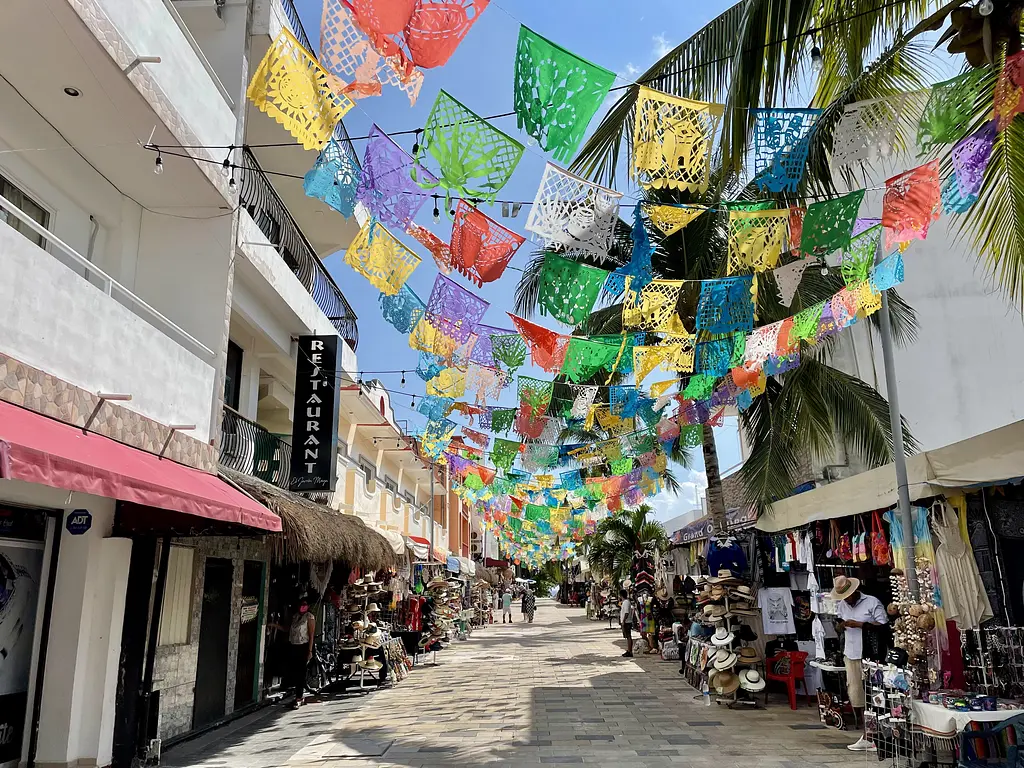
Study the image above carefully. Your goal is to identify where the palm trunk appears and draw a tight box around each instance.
[702,424,728,533]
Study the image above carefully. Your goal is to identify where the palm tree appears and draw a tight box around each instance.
[584,505,668,584]
[516,0,946,530]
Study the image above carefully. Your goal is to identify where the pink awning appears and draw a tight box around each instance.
[0,401,280,531]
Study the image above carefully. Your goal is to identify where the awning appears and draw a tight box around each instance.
[456,556,476,577]
[220,467,394,566]
[0,401,279,531]
[406,535,429,560]
[758,419,1024,533]
[446,555,460,573]
[375,528,407,556]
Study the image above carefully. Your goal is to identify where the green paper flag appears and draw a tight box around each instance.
[800,190,865,256]
[491,408,517,435]
[538,252,608,326]
[492,438,521,472]
[561,338,622,383]
[513,26,616,163]
[683,374,717,401]
[491,334,528,374]
[917,70,987,154]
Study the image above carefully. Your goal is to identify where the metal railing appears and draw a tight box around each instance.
[279,0,313,52]
[236,148,359,349]
[220,406,292,488]
[0,193,215,360]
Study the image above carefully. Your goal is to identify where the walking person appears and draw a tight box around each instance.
[830,575,888,751]
[501,589,513,623]
[619,589,634,658]
[522,588,536,623]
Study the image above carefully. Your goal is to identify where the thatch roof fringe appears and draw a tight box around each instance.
[219,467,395,569]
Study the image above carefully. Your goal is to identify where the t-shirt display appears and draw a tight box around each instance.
[757,587,797,635]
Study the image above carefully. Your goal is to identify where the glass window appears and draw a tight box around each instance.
[384,476,398,494]
[0,174,49,248]
[358,458,375,486]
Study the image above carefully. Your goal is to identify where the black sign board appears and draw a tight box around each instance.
[289,335,341,492]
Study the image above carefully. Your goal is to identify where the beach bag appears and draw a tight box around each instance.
[832,520,852,562]
[853,517,869,563]
[872,510,892,566]
[661,639,680,661]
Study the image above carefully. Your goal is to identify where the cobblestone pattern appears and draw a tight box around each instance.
[161,603,861,768]
[0,353,216,472]
[154,537,270,741]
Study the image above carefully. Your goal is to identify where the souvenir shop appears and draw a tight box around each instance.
[747,420,1024,765]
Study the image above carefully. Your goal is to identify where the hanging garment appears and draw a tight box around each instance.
[932,500,993,629]
[707,538,747,575]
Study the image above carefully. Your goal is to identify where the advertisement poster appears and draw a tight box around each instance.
[0,543,43,767]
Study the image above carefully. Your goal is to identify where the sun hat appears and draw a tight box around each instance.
[710,627,735,646]
[731,605,759,617]
[708,569,740,585]
[365,603,381,614]
[737,646,761,664]
[703,604,727,619]
[713,650,738,670]
[709,585,728,600]
[739,668,766,691]
[729,585,754,600]
[359,658,383,671]
[829,575,861,601]
[711,670,740,694]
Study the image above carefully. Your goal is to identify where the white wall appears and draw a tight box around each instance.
[0,223,218,441]
[0,479,132,768]
[169,0,248,105]
[96,0,236,149]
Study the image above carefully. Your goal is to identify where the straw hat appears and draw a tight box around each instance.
[713,650,738,670]
[737,646,761,664]
[710,670,740,694]
[708,569,740,585]
[365,603,381,614]
[359,658,383,671]
[739,669,766,692]
[702,604,727,620]
[731,605,759,617]
[729,585,754,599]
[829,575,860,601]
[710,627,735,647]
[709,585,728,600]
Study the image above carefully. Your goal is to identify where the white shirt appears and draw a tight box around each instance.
[757,587,796,635]
[835,593,888,661]
[620,598,633,624]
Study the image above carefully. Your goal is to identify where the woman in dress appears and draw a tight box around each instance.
[521,588,537,623]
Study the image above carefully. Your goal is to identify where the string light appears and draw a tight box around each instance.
[401,371,407,387]
[432,194,441,223]
[810,39,823,75]
[411,128,422,155]
[153,151,163,175]
[221,146,233,177]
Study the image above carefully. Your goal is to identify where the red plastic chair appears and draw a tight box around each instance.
[764,650,814,710]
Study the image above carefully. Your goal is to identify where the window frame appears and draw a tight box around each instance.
[0,171,51,249]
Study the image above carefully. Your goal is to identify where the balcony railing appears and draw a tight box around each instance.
[236,147,359,350]
[280,0,313,52]
[220,406,336,504]
[220,406,292,487]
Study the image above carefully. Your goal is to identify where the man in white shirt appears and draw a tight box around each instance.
[831,575,888,752]
[619,589,634,658]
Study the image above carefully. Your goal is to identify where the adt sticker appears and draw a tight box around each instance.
[66,509,92,535]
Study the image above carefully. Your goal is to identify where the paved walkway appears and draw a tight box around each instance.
[163,602,862,768]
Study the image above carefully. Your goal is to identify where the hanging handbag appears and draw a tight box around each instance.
[834,520,853,562]
[853,517,868,562]
[871,510,892,566]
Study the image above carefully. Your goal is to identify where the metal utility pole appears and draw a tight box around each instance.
[876,253,919,601]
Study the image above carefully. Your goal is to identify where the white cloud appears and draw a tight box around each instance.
[619,62,641,81]
[652,33,674,60]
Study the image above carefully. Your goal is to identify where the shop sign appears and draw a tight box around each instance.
[289,335,342,493]
[65,509,92,536]
[671,506,758,545]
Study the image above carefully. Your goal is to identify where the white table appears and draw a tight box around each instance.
[912,700,1024,737]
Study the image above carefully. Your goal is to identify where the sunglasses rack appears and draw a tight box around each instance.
[962,626,1024,699]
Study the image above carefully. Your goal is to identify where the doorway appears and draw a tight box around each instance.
[233,560,264,709]
[192,558,233,729]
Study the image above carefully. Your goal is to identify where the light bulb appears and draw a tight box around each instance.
[221,158,231,177]
[810,45,823,74]
[228,176,236,191]
[820,262,829,276]
[154,154,164,175]
[979,0,994,15]
[401,371,407,387]
[433,206,440,223]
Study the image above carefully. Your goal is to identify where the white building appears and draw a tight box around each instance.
[0,1,450,766]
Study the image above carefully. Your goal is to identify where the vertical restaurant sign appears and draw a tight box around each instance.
[289,335,341,492]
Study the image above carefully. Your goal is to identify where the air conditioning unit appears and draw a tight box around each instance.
[470,541,482,556]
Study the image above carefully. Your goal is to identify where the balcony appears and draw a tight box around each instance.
[236,148,359,350]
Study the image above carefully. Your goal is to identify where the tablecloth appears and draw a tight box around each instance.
[912,701,1024,737]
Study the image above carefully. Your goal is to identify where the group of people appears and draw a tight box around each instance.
[617,588,673,658]
[497,585,537,624]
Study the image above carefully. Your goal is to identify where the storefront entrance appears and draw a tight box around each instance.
[0,507,48,768]
[192,557,233,729]
[233,560,264,709]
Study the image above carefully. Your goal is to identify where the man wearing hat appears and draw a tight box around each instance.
[830,575,888,752]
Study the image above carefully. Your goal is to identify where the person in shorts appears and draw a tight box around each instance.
[619,589,634,657]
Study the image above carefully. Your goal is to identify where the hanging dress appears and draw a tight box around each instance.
[932,500,993,630]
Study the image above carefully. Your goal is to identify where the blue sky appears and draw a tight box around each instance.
[295,0,743,523]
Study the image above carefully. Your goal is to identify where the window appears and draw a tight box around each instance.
[358,457,375,488]
[338,438,350,462]
[384,476,398,495]
[157,546,194,646]
[224,341,243,411]
[0,173,49,248]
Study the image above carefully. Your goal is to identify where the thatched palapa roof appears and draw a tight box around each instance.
[220,467,396,569]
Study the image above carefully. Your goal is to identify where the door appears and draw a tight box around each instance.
[233,561,264,709]
[192,558,232,729]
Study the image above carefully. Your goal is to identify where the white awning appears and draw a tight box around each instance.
[757,420,1024,533]
[404,535,429,560]
[456,557,476,576]
[376,528,407,556]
